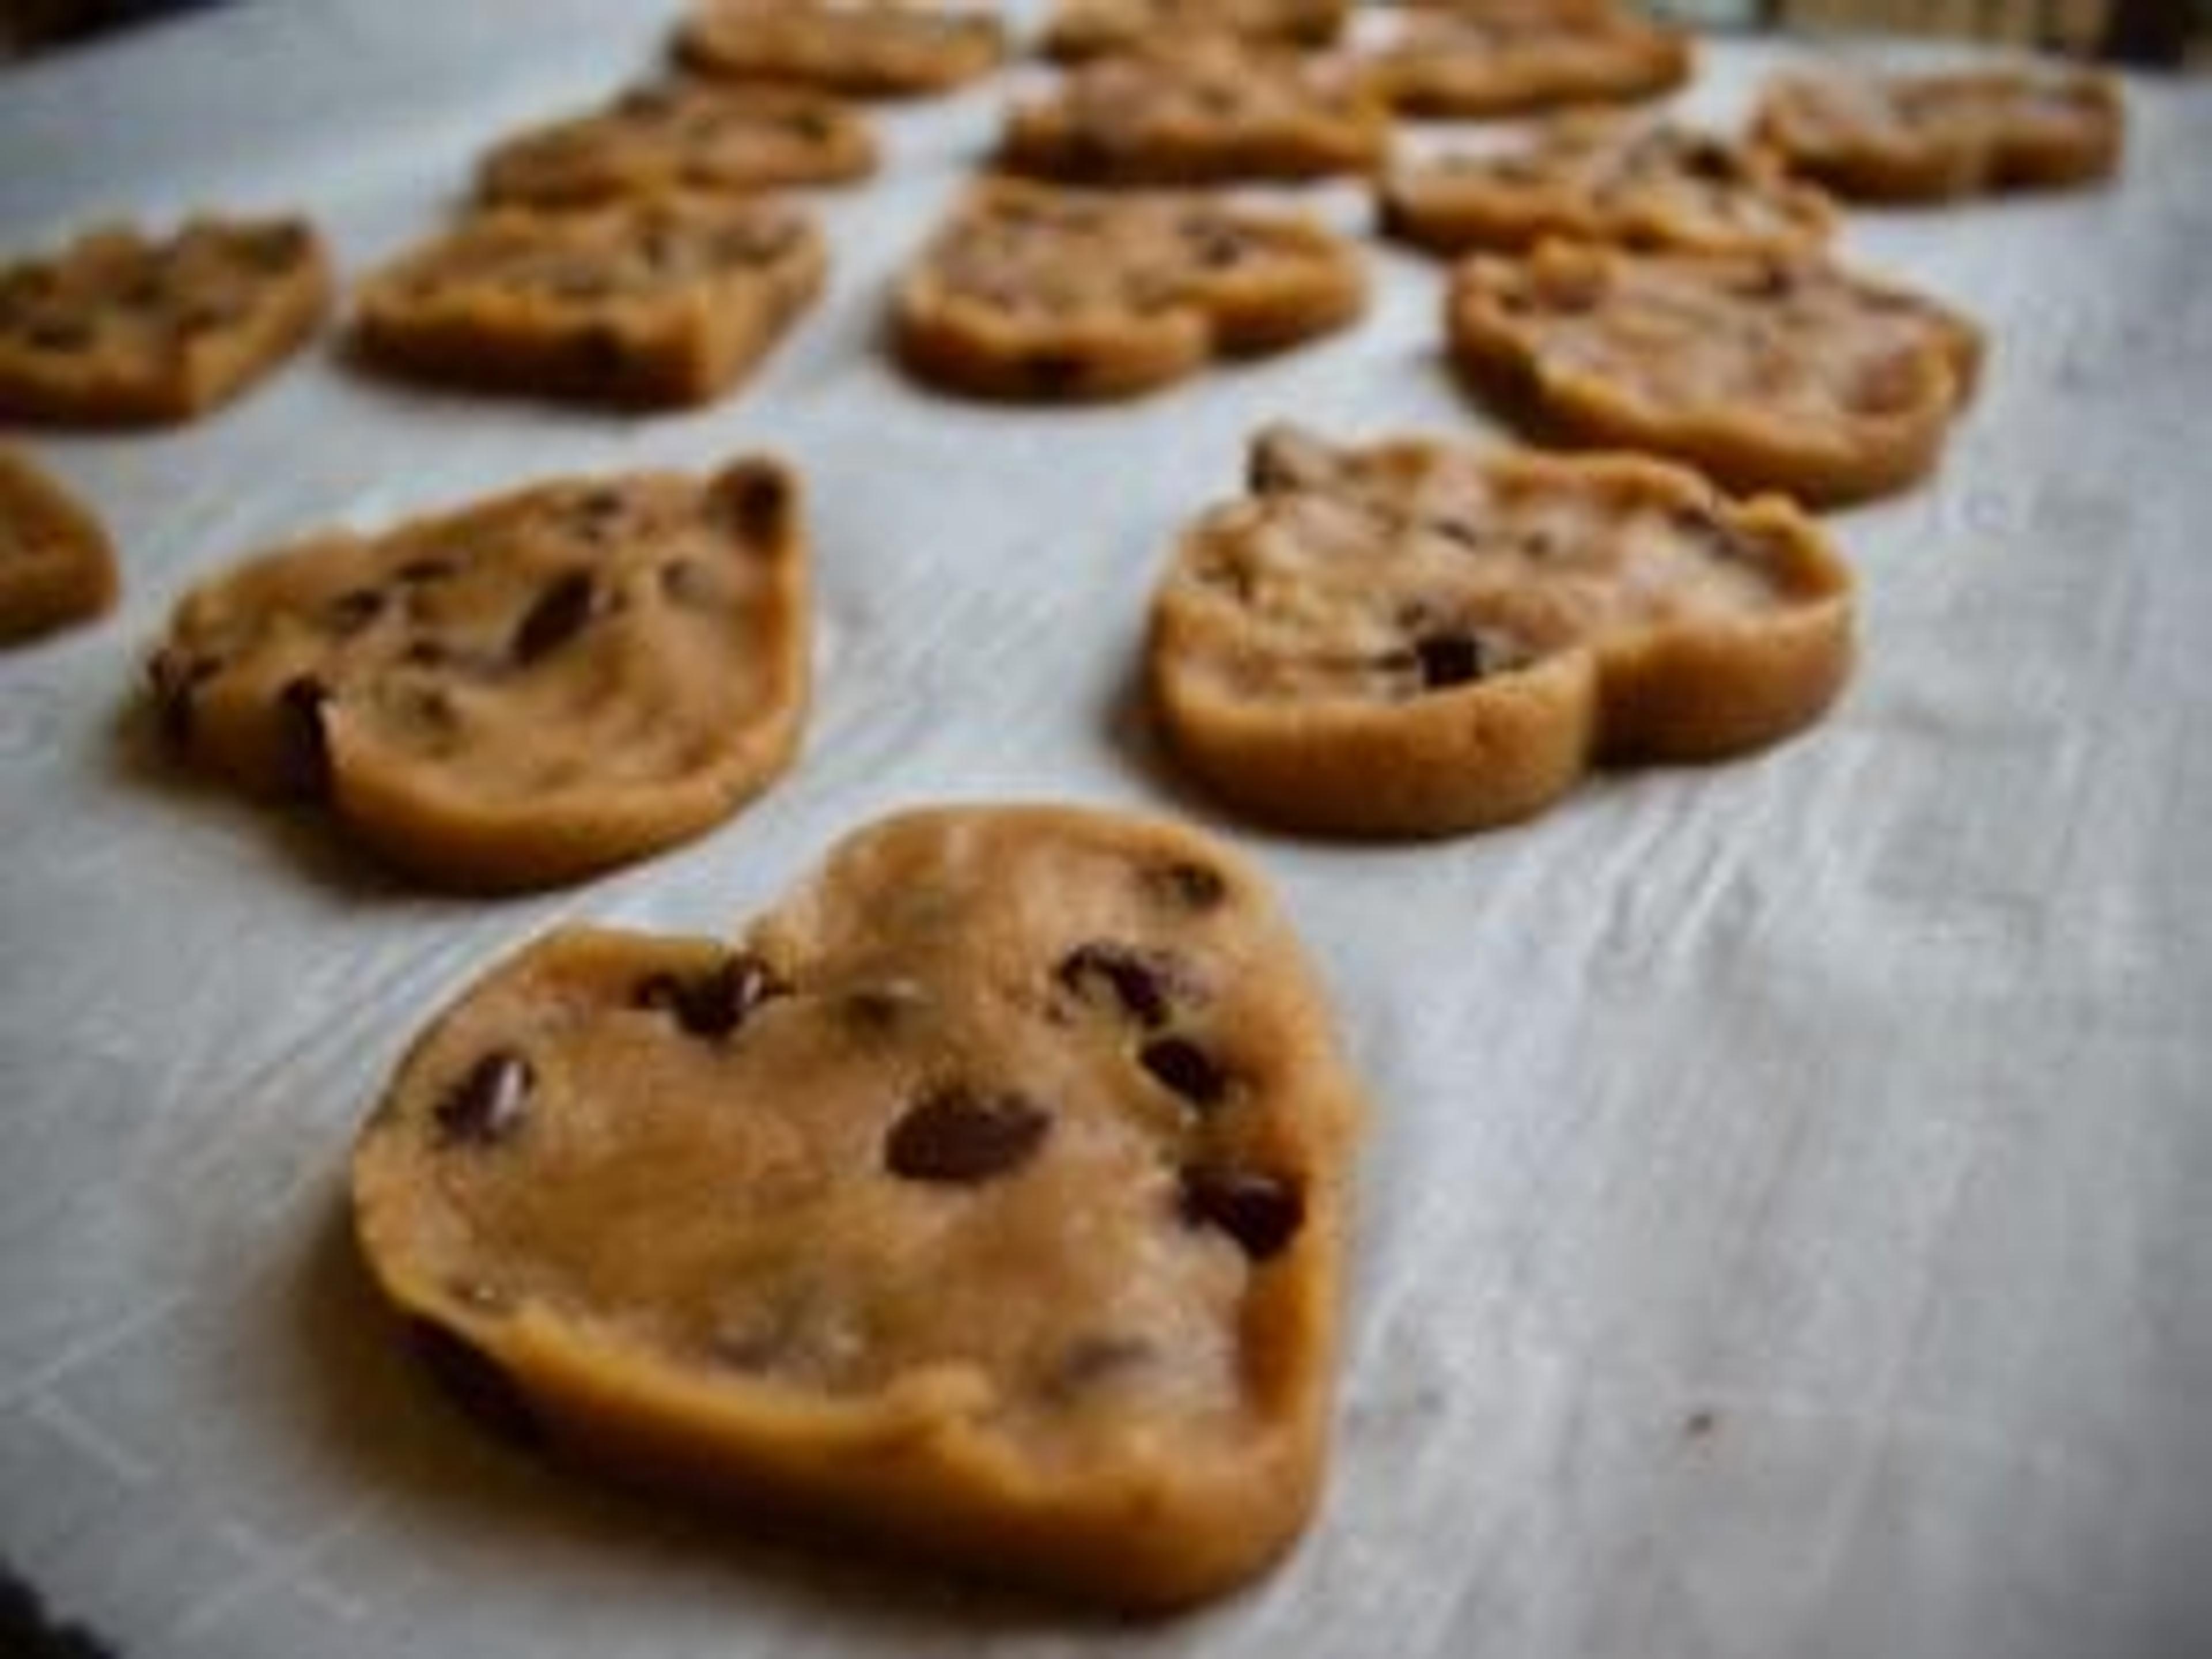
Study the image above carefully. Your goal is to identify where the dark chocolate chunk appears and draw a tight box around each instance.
[406,1317,543,1449]
[1149,859,1228,911]
[147,648,217,748]
[275,675,333,801]
[1139,1035,1229,1108]
[510,570,597,664]
[24,316,93,351]
[323,586,387,636]
[714,461,790,547]
[1179,1166,1303,1260]
[885,1086,1050,1184]
[434,1050,533,1147]
[634,952,789,1039]
[1414,630,1488,691]
[1056,941,1183,1028]
[658,558,714,605]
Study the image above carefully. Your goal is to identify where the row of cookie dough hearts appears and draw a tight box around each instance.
[111,426,1847,889]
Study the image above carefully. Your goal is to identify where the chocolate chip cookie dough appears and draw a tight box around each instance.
[1382,118,1836,259]
[894,179,1367,400]
[351,804,1366,1609]
[479,79,878,209]
[1000,40,1391,186]
[147,457,809,889]
[352,195,825,408]
[676,0,1007,97]
[1041,0,1349,62]
[1447,241,1984,506]
[0,448,116,645]
[1753,69,2124,202]
[1361,0,1692,120]
[0,216,329,425]
[1147,426,1854,835]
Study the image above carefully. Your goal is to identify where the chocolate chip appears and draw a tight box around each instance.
[233,222,310,274]
[1022,349,1089,395]
[275,675,333,801]
[323,586,387,636]
[634,953,788,1039]
[713,461,790,547]
[434,1050,533,1147]
[396,555,457,585]
[1149,859,1228,911]
[1139,1035,1228,1108]
[510,571,597,664]
[1052,1334,1154,1396]
[406,1317,543,1449]
[147,647,217,748]
[1414,630,1488,691]
[24,316,92,351]
[1179,1166,1303,1260]
[1184,219,1249,268]
[1741,260,1798,301]
[1057,941,1179,1028]
[885,1087,1050,1184]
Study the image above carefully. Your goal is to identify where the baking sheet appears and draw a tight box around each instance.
[5,5,2212,1656]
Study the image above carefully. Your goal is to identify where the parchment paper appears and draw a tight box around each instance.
[4,6,2210,1657]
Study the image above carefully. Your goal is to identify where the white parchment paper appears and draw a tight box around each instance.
[3,6,2211,1656]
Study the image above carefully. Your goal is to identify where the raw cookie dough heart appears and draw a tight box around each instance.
[1147,425,1854,835]
[478,78,877,209]
[1381,116,1835,259]
[893,178,1366,400]
[1447,239,1983,506]
[999,39,1389,186]
[1042,0,1349,62]
[351,804,1366,1609]
[0,215,329,426]
[352,195,825,408]
[0,448,116,646]
[1752,69,2123,202]
[148,456,808,890]
[675,0,1008,97]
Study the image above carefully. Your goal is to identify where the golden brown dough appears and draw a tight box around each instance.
[1446,240,1983,506]
[1000,40,1391,186]
[352,195,824,408]
[351,803,1365,1608]
[676,0,1007,97]
[893,178,1366,400]
[147,457,809,889]
[1753,69,2124,202]
[0,448,116,645]
[0,216,329,426]
[1148,426,1854,835]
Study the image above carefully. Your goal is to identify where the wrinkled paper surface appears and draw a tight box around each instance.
[3,5,2210,1656]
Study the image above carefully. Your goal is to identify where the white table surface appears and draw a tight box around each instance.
[3,5,2210,1657]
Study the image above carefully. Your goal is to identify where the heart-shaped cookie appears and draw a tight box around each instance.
[1149,426,1854,834]
[351,804,1365,1608]
[894,179,1366,400]
[149,457,808,889]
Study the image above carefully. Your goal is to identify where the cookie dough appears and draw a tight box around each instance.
[999,40,1391,186]
[1381,117,1835,258]
[676,0,1007,97]
[1447,240,1984,506]
[351,803,1365,1608]
[0,215,329,425]
[1753,69,2124,202]
[1041,0,1349,61]
[1148,426,1854,834]
[147,457,809,889]
[1362,0,1691,119]
[893,179,1367,400]
[352,195,825,407]
[479,79,878,209]
[0,448,116,646]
